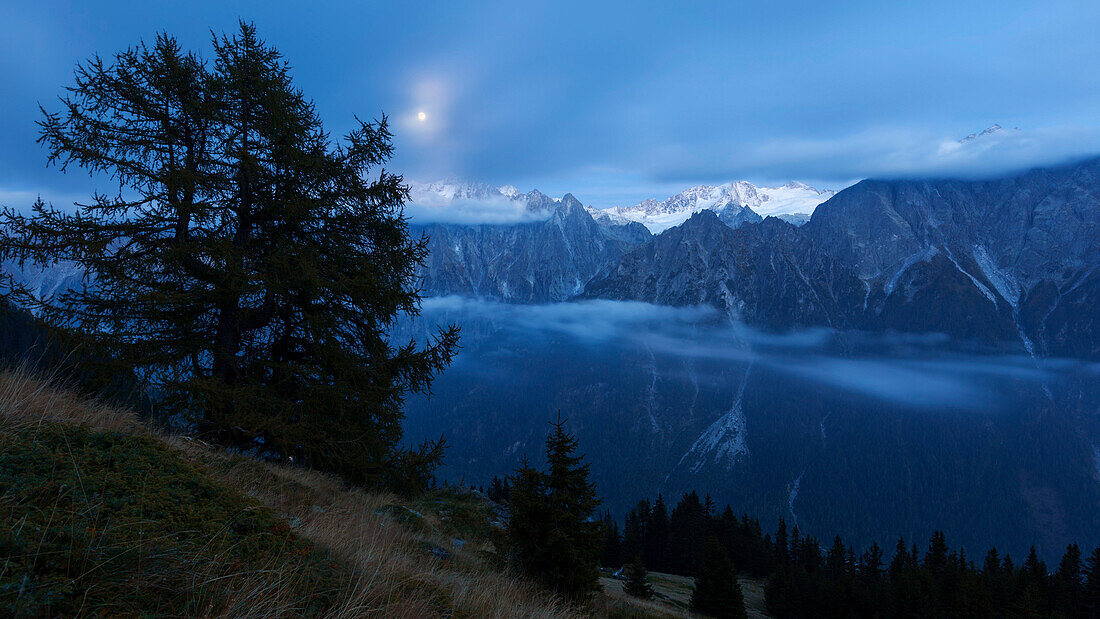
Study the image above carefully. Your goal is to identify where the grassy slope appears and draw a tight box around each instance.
[0,369,576,617]
[600,572,770,619]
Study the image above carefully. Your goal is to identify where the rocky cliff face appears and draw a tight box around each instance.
[805,161,1100,293]
[414,192,651,303]
[582,158,1100,355]
[582,211,866,330]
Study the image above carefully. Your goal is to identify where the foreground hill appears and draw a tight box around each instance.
[0,369,672,617]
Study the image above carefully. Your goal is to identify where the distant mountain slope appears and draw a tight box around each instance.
[413,192,651,302]
[582,211,866,330]
[583,158,1100,355]
[405,178,832,303]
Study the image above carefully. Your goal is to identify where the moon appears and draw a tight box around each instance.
[417,111,427,122]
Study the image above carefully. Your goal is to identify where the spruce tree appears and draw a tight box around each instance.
[690,536,747,619]
[624,554,654,599]
[774,519,791,566]
[1084,546,1100,617]
[601,511,623,568]
[506,415,602,600]
[0,23,458,489]
[647,493,670,572]
[1053,543,1083,617]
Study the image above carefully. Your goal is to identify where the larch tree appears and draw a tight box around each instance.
[0,22,458,490]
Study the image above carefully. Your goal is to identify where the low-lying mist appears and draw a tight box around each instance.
[407,297,1090,412]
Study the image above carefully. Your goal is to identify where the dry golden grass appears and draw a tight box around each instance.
[0,366,140,433]
[0,367,581,618]
[177,440,579,618]
[598,575,691,618]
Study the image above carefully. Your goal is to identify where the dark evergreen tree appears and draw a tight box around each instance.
[765,566,799,618]
[825,535,849,581]
[601,511,623,568]
[856,542,887,616]
[647,493,670,572]
[1052,543,1084,617]
[925,531,949,577]
[506,415,602,600]
[486,476,511,502]
[823,535,854,612]
[622,500,647,563]
[0,23,458,489]
[1084,546,1100,617]
[691,537,747,619]
[666,491,709,575]
[624,554,654,599]
[774,518,791,566]
[618,487,1095,618]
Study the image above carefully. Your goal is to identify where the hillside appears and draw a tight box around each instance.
[0,368,697,617]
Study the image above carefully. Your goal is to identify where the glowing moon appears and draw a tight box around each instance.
[417,111,427,122]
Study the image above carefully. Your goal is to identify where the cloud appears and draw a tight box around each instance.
[404,193,553,225]
[649,125,1100,183]
[411,298,1083,411]
[420,297,717,341]
[0,187,89,212]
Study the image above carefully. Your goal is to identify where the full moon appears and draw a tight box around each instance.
[417,111,427,121]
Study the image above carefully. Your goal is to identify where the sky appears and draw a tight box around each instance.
[3,0,1100,208]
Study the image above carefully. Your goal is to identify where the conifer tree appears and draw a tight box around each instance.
[691,537,747,619]
[506,415,602,600]
[0,23,458,489]
[667,491,708,575]
[487,476,510,502]
[647,493,670,572]
[925,531,949,576]
[624,554,654,599]
[1053,543,1083,617]
[825,535,849,581]
[622,502,646,562]
[601,511,623,568]
[860,542,885,582]
[1084,546,1100,617]
[774,519,791,566]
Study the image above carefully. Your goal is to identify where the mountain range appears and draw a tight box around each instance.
[410,160,1099,358]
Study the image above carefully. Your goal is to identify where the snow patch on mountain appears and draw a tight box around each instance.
[788,469,805,527]
[943,247,998,306]
[972,244,1021,308]
[885,247,939,295]
[678,364,752,472]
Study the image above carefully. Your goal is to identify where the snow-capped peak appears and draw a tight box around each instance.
[600,180,835,233]
[408,180,511,203]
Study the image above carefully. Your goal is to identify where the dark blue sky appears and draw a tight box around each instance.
[3,0,1100,206]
